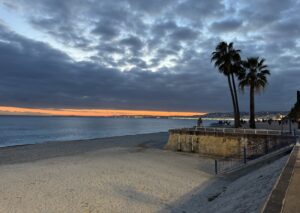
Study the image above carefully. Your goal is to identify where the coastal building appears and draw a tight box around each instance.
[289,91,300,120]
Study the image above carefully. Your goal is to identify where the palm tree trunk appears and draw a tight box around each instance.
[227,75,238,128]
[249,85,256,129]
[231,74,241,127]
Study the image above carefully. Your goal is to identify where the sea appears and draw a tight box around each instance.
[0,116,214,147]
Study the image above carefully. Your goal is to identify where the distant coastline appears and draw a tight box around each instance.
[0,110,289,120]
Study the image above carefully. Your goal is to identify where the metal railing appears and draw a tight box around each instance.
[214,144,294,175]
[194,127,294,136]
[168,126,299,175]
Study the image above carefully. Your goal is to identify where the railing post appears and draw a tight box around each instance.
[215,160,218,175]
[243,146,247,164]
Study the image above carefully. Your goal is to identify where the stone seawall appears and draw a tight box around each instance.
[165,129,297,159]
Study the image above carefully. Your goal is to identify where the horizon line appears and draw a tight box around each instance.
[0,106,205,117]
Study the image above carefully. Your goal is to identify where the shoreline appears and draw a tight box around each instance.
[0,132,169,166]
[0,131,168,149]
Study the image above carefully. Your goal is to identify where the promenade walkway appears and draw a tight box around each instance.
[263,143,300,213]
[282,143,300,213]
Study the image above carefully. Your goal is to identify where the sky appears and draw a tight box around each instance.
[0,0,299,116]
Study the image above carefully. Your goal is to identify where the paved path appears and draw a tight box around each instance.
[263,144,300,213]
[282,145,300,213]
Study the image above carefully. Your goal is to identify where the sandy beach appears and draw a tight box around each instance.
[0,133,213,213]
[0,133,288,213]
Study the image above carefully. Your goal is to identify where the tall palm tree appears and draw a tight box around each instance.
[239,57,270,128]
[211,42,242,128]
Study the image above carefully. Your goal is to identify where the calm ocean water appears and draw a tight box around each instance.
[0,116,213,147]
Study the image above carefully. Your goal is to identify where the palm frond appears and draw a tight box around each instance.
[240,57,271,93]
[211,41,242,77]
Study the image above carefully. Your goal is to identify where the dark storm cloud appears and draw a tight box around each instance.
[0,0,300,112]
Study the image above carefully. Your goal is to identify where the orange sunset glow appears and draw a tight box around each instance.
[0,106,205,117]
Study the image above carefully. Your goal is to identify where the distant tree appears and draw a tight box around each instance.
[239,57,270,128]
[211,42,242,128]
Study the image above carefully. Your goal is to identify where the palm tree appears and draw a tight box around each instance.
[239,57,270,128]
[211,42,242,128]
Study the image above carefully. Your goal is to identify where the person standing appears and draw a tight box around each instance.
[197,117,203,127]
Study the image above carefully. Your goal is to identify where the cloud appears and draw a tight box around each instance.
[127,0,173,14]
[0,24,229,111]
[176,0,225,20]
[151,21,177,37]
[91,24,119,39]
[0,0,299,112]
[120,36,143,52]
[170,27,199,41]
[210,19,243,32]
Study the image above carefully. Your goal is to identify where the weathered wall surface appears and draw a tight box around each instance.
[165,130,297,159]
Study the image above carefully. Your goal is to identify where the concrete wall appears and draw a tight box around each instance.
[165,130,297,159]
